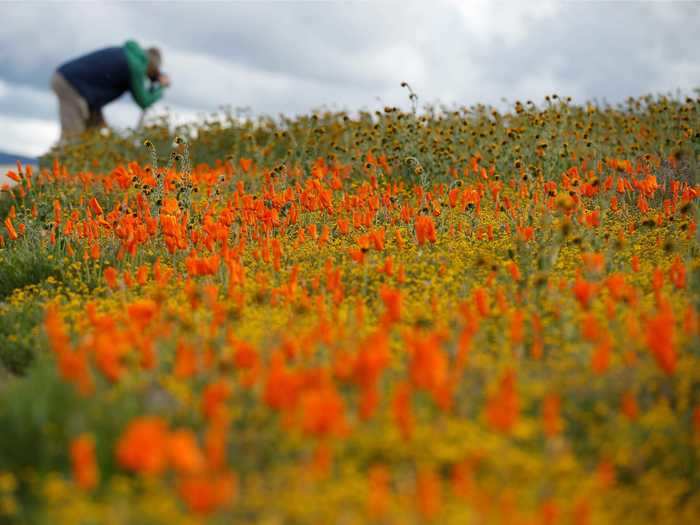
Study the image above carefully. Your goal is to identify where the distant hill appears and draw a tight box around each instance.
[0,151,37,165]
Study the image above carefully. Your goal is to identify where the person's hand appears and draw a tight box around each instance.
[158,74,171,87]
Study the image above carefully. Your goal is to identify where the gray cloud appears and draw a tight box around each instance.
[1,0,699,156]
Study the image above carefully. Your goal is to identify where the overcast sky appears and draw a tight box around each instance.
[1,0,699,156]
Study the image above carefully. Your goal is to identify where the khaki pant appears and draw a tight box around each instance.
[50,72,106,142]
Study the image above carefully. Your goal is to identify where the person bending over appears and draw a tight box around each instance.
[51,40,170,141]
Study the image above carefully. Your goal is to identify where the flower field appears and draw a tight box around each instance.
[0,92,699,524]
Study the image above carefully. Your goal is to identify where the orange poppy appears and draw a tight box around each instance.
[70,433,99,490]
[116,417,170,475]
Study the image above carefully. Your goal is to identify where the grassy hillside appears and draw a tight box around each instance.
[0,91,699,524]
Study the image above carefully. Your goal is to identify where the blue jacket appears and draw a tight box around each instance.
[57,42,163,111]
